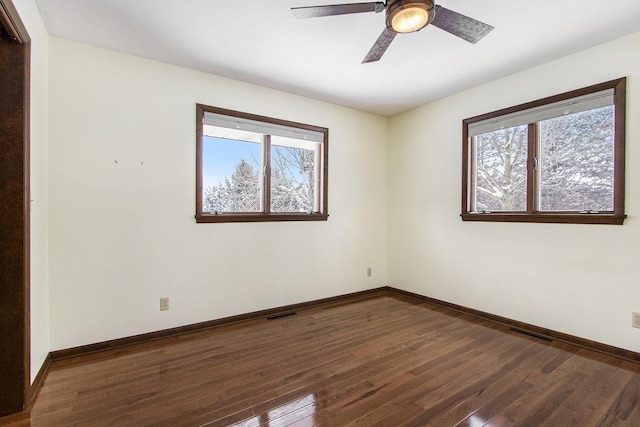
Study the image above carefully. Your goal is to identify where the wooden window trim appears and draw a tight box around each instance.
[195,104,329,223]
[461,78,626,225]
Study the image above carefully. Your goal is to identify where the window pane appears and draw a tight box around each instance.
[539,106,614,212]
[270,136,318,213]
[202,133,262,213]
[473,125,528,212]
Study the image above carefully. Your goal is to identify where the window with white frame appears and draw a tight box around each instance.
[462,78,626,225]
[196,105,328,223]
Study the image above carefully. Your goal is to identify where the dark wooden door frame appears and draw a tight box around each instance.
[0,0,31,417]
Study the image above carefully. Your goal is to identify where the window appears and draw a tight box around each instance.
[462,78,626,224]
[196,105,328,223]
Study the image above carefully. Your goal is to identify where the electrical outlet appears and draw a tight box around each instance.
[633,312,640,329]
[367,267,372,277]
[160,297,170,311]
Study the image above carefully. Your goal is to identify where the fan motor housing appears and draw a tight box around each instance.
[386,0,436,33]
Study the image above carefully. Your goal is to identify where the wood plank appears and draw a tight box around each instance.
[2,294,640,426]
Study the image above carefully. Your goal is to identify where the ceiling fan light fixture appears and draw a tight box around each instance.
[386,0,434,34]
[392,7,428,33]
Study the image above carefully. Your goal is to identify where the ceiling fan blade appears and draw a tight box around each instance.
[431,5,494,44]
[292,2,384,19]
[362,27,397,63]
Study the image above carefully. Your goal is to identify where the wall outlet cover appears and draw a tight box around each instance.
[633,312,640,329]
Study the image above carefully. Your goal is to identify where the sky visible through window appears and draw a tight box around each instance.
[203,136,261,186]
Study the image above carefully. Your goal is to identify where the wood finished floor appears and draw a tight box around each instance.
[2,295,640,426]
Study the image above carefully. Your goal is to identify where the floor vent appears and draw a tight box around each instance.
[509,328,553,342]
[266,312,297,321]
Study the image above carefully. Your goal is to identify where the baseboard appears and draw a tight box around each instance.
[27,352,50,404]
[50,287,389,361]
[49,286,640,363]
[32,285,639,408]
[385,286,640,363]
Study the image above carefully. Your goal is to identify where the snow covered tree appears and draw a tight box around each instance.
[203,159,260,212]
[475,125,528,211]
[270,146,315,212]
[474,106,614,212]
[228,159,260,211]
[203,178,232,213]
[538,106,614,211]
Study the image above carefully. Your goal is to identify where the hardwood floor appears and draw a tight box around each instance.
[2,295,640,426]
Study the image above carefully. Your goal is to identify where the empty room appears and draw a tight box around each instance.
[2,0,640,425]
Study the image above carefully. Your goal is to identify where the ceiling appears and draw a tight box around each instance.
[35,0,640,116]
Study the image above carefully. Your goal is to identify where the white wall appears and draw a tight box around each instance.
[45,26,640,355]
[13,0,50,383]
[389,32,640,353]
[48,38,389,350]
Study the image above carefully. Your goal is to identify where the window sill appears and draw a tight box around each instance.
[196,213,329,223]
[460,212,625,225]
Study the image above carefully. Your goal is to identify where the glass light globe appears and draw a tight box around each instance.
[391,7,429,33]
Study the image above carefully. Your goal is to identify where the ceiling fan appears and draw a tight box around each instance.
[292,0,494,63]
